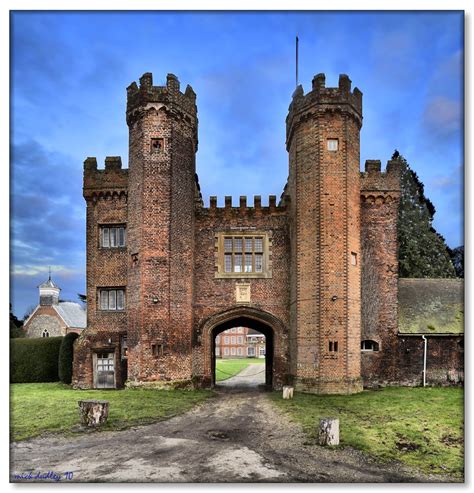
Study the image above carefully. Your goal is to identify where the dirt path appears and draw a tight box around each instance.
[10,387,454,483]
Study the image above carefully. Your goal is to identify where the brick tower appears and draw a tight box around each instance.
[125,73,198,383]
[286,74,363,394]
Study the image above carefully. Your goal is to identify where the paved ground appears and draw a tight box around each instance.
[11,371,458,483]
[217,362,265,388]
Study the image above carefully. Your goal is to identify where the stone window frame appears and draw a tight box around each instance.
[98,287,126,311]
[215,230,272,279]
[99,224,127,249]
[42,329,49,338]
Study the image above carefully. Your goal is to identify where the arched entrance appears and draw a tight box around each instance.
[201,307,286,390]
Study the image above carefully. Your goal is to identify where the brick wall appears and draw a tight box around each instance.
[360,159,401,386]
[125,73,197,384]
[286,74,363,394]
[193,201,290,388]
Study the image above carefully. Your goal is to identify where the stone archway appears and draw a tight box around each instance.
[200,306,287,389]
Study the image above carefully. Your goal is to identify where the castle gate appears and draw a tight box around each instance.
[199,307,287,389]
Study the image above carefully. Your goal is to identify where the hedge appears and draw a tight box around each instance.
[58,332,79,384]
[11,337,63,383]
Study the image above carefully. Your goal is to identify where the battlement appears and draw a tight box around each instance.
[198,195,287,216]
[287,74,363,145]
[126,72,197,126]
[83,156,128,201]
[360,159,401,201]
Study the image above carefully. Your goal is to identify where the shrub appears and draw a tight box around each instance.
[58,332,79,384]
[10,337,63,383]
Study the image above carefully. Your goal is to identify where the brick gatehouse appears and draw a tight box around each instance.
[72,71,407,394]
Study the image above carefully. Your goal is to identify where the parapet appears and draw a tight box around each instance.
[83,156,128,201]
[200,195,287,216]
[287,73,363,143]
[126,72,197,126]
[360,158,401,203]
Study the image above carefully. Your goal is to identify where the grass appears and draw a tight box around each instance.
[215,357,265,381]
[270,386,463,477]
[10,383,213,442]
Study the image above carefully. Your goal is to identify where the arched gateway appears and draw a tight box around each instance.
[200,307,288,388]
[73,71,402,394]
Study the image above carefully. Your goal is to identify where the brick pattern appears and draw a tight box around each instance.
[125,73,197,384]
[74,71,460,394]
[286,74,363,394]
[360,159,401,386]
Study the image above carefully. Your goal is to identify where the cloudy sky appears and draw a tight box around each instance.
[10,11,463,318]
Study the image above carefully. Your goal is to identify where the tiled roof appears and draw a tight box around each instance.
[54,302,86,329]
[398,278,463,335]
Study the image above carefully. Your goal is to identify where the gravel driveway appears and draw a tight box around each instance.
[10,384,457,483]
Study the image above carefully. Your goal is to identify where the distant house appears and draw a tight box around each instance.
[23,276,86,338]
[215,327,266,359]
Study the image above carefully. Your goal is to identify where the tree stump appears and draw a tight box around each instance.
[318,418,339,446]
[282,386,294,399]
[78,400,109,428]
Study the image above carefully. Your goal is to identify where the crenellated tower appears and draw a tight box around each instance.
[286,74,363,394]
[126,73,198,383]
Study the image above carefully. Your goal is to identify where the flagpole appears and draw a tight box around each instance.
[296,35,299,87]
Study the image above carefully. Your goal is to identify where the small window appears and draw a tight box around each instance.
[121,335,128,359]
[248,346,255,357]
[231,336,236,344]
[151,343,163,357]
[237,347,242,356]
[329,340,338,352]
[237,327,243,333]
[99,288,126,311]
[42,329,49,338]
[351,252,358,266]
[327,139,339,151]
[361,340,379,352]
[231,347,236,356]
[259,347,265,356]
[224,347,229,356]
[151,138,164,153]
[237,336,243,344]
[224,336,229,344]
[101,225,126,248]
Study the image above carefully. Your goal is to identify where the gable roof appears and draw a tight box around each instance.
[398,278,464,335]
[54,302,86,329]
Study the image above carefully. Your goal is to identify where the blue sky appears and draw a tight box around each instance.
[10,11,464,318]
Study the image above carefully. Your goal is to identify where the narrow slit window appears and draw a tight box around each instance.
[351,252,358,266]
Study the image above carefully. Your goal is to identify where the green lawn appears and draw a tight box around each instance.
[270,386,463,476]
[10,383,212,442]
[216,358,265,381]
